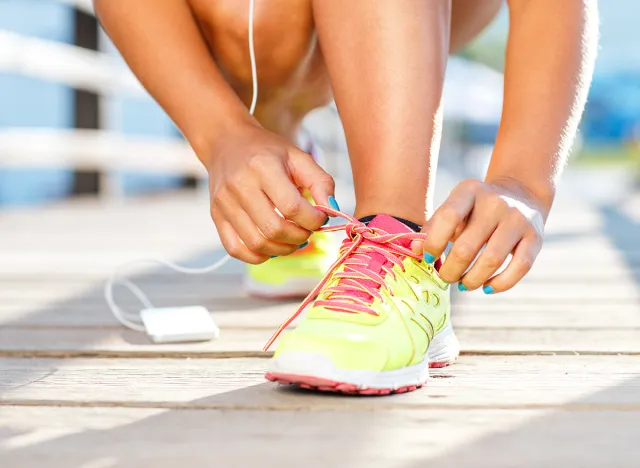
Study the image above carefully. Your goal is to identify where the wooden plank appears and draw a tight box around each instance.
[1,327,639,356]
[0,289,636,309]
[1,301,639,329]
[0,264,637,292]
[0,261,638,280]
[0,194,638,286]
[2,356,640,408]
[0,190,613,242]
[0,182,349,236]
[6,406,639,468]
[4,255,635,276]
[4,240,632,259]
[0,274,636,302]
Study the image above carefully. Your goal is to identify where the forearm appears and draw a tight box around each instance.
[94,0,254,162]
[486,0,598,214]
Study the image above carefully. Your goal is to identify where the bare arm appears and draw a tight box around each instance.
[93,0,253,159]
[419,0,598,293]
[95,0,332,262]
[486,0,599,214]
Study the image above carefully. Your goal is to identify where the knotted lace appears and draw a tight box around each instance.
[263,206,426,351]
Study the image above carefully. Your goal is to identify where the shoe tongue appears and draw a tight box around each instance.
[334,215,414,303]
[366,214,414,248]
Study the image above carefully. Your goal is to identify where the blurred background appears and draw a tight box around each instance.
[0,0,638,207]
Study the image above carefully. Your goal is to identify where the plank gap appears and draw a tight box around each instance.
[2,399,640,412]
[1,349,639,359]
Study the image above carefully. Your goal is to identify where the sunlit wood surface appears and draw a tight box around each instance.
[1,171,639,467]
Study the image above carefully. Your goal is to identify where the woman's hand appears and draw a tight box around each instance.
[412,178,546,294]
[206,123,335,264]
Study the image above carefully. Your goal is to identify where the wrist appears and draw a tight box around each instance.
[484,173,555,220]
[187,112,260,169]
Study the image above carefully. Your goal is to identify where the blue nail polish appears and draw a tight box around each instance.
[458,282,468,292]
[328,196,340,211]
[298,241,309,249]
[423,252,436,263]
[483,285,495,295]
[322,217,330,226]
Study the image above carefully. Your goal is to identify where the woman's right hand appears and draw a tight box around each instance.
[205,123,335,264]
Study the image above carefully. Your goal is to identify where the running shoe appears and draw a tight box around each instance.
[264,207,460,395]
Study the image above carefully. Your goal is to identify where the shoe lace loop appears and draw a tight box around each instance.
[263,206,425,351]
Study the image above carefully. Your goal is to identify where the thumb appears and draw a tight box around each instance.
[288,147,336,208]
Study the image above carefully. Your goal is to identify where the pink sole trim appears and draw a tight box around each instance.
[265,372,424,395]
[429,359,457,369]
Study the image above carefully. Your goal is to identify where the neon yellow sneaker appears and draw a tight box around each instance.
[264,208,460,395]
[244,229,336,299]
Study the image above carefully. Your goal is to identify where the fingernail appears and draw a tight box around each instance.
[423,252,436,263]
[298,241,309,250]
[328,196,340,211]
[458,282,468,292]
[483,285,495,295]
[322,217,330,226]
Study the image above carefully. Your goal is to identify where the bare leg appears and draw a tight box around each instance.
[311,0,451,224]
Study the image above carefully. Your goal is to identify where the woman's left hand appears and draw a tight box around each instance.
[412,178,546,294]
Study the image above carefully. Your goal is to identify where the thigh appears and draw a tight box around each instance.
[187,0,332,136]
[450,0,504,53]
[187,0,325,99]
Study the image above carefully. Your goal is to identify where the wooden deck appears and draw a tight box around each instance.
[1,173,640,467]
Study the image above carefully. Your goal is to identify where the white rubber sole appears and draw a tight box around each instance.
[244,275,322,299]
[267,351,430,391]
[428,321,461,367]
[267,322,460,391]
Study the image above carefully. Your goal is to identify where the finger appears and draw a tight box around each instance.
[233,185,311,245]
[216,195,298,257]
[438,211,499,284]
[451,219,467,242]
[411,220,467,257]
[211,209,269,264]
[459,219,525,291]
[420,188,476,263]
[287,147,336,212]
[253,152,327,230]
[483,235,542,294]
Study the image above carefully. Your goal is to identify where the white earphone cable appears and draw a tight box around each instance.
[248,0,258,116]
[105,0,258,331]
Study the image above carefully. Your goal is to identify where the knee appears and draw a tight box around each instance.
[190,0,316,92]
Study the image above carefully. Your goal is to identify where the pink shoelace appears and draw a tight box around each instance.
[263,206,426,351]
